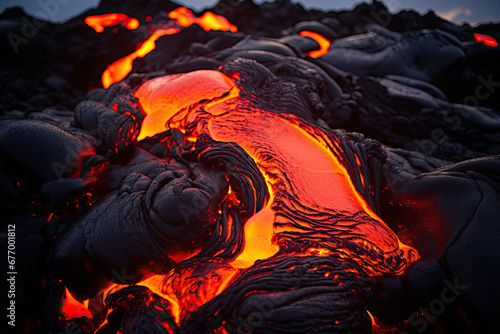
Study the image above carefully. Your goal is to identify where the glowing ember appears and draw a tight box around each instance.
[99,7,237,88]
[299,31,331,58]
[473,32,498,47]
[84,13,140,33]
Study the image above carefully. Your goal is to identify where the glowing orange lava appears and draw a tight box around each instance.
[61,288,92,319]
[101,27,180,89]
[62,68,419,329]
[205,103,416,272]
[136,262,239,325]
[60,67,420,329]
[168,7,237,32]
[135,70,235,139]
[473,32,498,47]
[231,204,278,268]
[135,70,417,275]
[299,31,331,58]
[99,7,238,88]
[84,13,140,33]
[137,274,181,324]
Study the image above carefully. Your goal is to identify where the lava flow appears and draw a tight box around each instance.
[167,6,237,32]
[61,287,92,319]
[135,70,418,274]
[136,70,235,140]
[473,32,498,47]
[299,30,331,57]
[59,69,419,329]
[101,27,180,89]
[96,7,238,88]
[60,69,418,331]
[69,10,416,331]
[84,13,139,33]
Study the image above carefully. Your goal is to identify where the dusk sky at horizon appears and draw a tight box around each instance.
[0,0,499,25]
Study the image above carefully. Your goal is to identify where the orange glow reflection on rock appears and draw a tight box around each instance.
[84,13,140,33]
[473,33,498,47]
[101,27,180,89]
[168,7,237,32]
[299,31,331,58]
[135,70,235,139]
[61,288,92,319]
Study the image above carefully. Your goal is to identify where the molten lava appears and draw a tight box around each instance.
[98,7,238,88]
[84,13,139,33]
[61,288,92,319]
[473,32,498,47]
[63,69,419,330]
[136,261,239,324]
[168,7,237,33]
[101,27,180,89]
[299,31,331,58]
[135,70,235,140]
[75,4,419,324]
[203,100,417,274]
[231,204,278,268]
[135,70,417,276]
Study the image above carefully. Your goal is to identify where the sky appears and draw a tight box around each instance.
[0,0,499,25]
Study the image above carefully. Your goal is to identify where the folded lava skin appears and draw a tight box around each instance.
[1,1,499,333]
